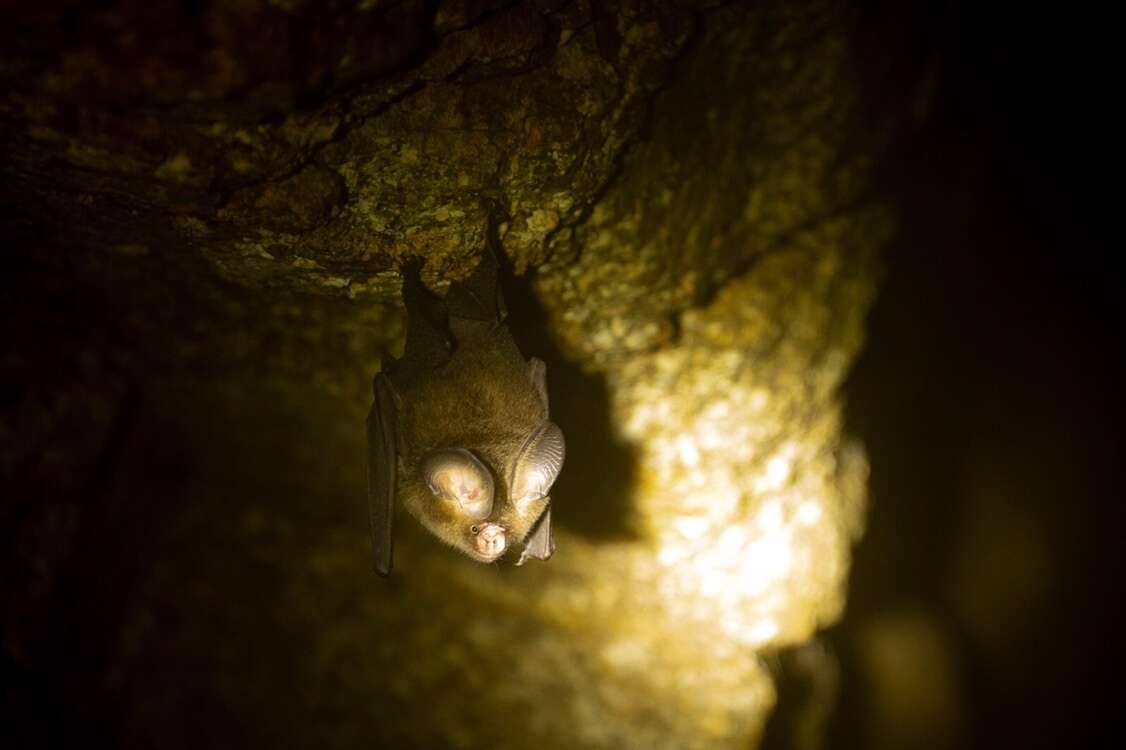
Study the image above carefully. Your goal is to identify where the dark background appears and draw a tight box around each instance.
[814,2,1121,748]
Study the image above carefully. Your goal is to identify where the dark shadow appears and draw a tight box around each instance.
[759,640,839,750]
[823,3,1123,750]
[499,265,640,541]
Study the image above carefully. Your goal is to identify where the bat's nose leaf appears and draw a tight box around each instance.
[474,523,507,557]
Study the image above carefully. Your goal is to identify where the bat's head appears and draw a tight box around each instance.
[413,421,564,563]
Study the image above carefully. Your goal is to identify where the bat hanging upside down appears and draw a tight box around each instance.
[366,250,564,575]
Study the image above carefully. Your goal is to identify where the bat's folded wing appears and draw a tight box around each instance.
[367,373,398,576]
[517,507,555,566]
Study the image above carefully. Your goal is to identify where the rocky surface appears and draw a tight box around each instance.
[1,1,889,748]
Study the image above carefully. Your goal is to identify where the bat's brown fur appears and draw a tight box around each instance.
[396,325,552,562]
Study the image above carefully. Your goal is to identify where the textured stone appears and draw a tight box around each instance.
[1,2,889,748]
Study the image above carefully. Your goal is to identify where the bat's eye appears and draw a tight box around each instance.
[423,449,494,520]
[510,421,565,508]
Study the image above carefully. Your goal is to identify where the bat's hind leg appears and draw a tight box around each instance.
[445,248,505,330]
[395,260,453,378]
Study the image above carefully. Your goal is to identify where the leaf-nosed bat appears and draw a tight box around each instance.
[366,250,564,575]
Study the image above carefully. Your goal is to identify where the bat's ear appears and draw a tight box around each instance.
[528,357,549,414]
[367,373,399,576]
[516,507,555,566]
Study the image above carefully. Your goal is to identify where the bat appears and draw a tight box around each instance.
[366,249,564,575]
